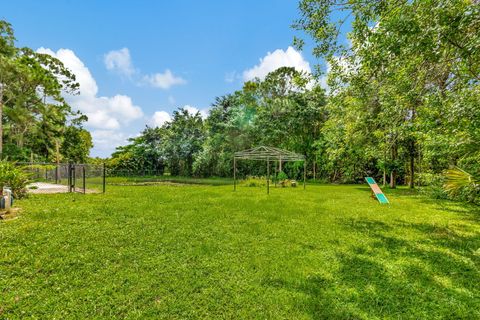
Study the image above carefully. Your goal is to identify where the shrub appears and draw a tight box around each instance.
[418,173,449,200]
[241,176,267,187]
[0,161,30,199]
[277,171,288,181]
[443,167,480,204]
[277,171,288,187]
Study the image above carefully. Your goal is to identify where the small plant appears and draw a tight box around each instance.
[0,161,30,199]
[277,171,288,187]
[444,167,478,193]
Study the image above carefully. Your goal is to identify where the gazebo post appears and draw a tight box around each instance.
[267,157,270,195]
[303,159,306,190]
[274,160,277,187]
[233,157,236,191]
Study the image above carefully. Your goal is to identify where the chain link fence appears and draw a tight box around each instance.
[18,163,106,193]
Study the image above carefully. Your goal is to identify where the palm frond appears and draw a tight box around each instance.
[443,167,477,194]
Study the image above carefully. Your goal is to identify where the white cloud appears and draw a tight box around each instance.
[38,47,99,97]
[150,105,208,128]
[182,105,208,119]
[37,47,144,155]
[104,48,135,77]
[143,69,186,89]
[225,71,237,83]
[151,111,171,127]
[243,46,311,82]
[91,130,130,153]
[102,48,186,90]
[86,109,120,129]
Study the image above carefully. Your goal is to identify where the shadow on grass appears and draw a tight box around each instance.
[107,176,233,187]
[411,197,480,225]
[356,184,480,223]
[354,186,421,197]
[263,218,480,319]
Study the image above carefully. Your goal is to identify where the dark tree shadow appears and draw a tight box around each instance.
[262,218,480,319]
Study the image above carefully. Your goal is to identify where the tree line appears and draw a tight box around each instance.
[107,67,326,181]
[109,0,480,200]
[2,0,479,202]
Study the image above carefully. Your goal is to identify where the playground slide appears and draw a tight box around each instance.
[365,177,389,204]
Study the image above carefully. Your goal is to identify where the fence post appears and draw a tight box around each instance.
[82,166,86,194]
[102,163,106,194]
[72,164,76,192]
[68,164,72,192]
[267,158,270,195]
[233,157,236,191]
[303,160,306,190]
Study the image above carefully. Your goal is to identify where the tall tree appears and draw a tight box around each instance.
[0,19,84,161]
[0,20,17,158]
[294,0,480,187]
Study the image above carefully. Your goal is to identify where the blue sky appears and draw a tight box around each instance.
[2,0,323,157]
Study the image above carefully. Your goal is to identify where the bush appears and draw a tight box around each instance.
[0,161,30,199]
[418,173,449,200]
[241,176,267,187]
[277,171,288,181]
[277,171,288,187]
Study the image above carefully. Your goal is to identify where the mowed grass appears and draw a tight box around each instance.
[1,183,479,319]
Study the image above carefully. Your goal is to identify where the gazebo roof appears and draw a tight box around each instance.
[234,146,305,161]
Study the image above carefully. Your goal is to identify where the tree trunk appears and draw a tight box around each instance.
[409,140,415,189]
[0,94,3,160]
[409,154,414,188]
[389,143,397,189]
[390,170,396,189]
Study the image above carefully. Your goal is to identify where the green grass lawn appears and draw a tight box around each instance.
[1,183,479,319]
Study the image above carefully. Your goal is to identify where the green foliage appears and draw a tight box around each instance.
[277,170,288,181]
[26,164,56,171]
[112,73,325,181]
[0,160,30,198]
[163,108,205,176]
[443,167,480,204]
[0,19,90,162]
[443,167,476,194]
[61,126,93,163]
[109,110,205,176]
[293,0,480,191]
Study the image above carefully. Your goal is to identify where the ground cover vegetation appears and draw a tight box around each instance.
[1,184,479,318]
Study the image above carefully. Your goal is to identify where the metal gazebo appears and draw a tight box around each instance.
[233,146,306,194]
